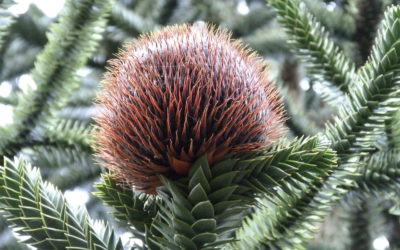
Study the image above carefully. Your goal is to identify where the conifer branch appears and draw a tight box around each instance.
[0,0,111,157]
[268,0,356,103]
[234,147,400,248]
[326,5,400,156]
[243,137,337,196]
[0,157,123,250]
[385,111,400,150]
[38,119,95,154]
[150,137,336,249]
[307,11,400,241]
[232,146,344,249]
[355,150,400,192]
[235,3,400,249]
[234,165,356,248]
[0,0,396,248]
[94,174,158,245]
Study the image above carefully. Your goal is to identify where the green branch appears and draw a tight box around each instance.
[326,5,400,156]
[0,0,111,157]
[268,0,355,103]
[384,110,400,150]
[147,137,336,249]
[355,150,400,192]
[39,119,95,154]
[234,3,400,249]
[232,138,342,249]
[94,174,158,246]
[0,157,123,250]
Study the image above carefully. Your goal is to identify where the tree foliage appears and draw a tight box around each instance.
[0,0,399,249]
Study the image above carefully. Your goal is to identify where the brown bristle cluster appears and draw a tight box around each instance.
[95,24,284,194]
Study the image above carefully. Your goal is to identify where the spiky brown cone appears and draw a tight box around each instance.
[95,24,284,194]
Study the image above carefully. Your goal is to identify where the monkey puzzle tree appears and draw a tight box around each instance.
[0,0,399,249]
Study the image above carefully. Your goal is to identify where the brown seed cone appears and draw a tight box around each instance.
[95,24,285,194]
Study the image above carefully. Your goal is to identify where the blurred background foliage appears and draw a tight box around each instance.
[0,0,399,249]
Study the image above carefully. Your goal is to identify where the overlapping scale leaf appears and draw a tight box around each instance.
[0,157,123,250]
[232,138,339,249]
[355,150,400,192]
[150,155,251,249]
[385,110,400,150]
[242,137,336,197]
[234,165,354,249]
[148,137,336,249]
[94,173,157,243]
